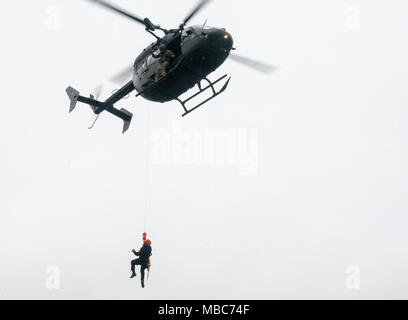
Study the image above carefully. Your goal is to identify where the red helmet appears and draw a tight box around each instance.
[144,239,152,246]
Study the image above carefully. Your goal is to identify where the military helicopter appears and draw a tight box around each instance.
[66,0,274,133]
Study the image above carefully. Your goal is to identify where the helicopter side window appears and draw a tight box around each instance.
[147,54,159,66]
[136,59,149,75]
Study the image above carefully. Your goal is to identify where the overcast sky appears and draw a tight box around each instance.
[1,0,408,299]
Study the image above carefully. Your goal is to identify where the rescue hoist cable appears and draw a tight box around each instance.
[143,106,152,282]
[143,105,152,232]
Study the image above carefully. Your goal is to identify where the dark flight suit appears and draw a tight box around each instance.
[131,244,152,287]
[153,49,176,82]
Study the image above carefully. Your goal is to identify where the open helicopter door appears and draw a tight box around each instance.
[163,32,183,75]
[166,32,182,58]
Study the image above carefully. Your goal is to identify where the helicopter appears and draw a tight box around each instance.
[66,0,274,133]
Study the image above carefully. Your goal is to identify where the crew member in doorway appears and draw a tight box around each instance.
[152,44,176,82]
[130,239,152,288]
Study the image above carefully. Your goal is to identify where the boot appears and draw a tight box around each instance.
[130,271,136,279]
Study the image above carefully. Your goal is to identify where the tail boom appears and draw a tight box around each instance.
[66,81,135,133]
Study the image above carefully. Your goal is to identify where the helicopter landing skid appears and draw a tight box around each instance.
[176,74,231,117]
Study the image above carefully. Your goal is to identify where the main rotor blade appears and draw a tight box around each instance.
[182,0,212,27]
[87,0,146,26]
[229,53,277,74]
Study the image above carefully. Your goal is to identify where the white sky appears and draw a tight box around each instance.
[1,0,408,299]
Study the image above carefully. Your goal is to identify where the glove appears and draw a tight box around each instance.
[132,249,136,253]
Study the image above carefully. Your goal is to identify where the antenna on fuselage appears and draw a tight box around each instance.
[201,19,208,33]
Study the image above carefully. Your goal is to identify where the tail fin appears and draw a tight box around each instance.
[66,87,80,113]
[120,108,133,134]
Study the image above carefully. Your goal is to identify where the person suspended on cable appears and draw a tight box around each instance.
[152,44,176,82]
[130,235,152,288]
